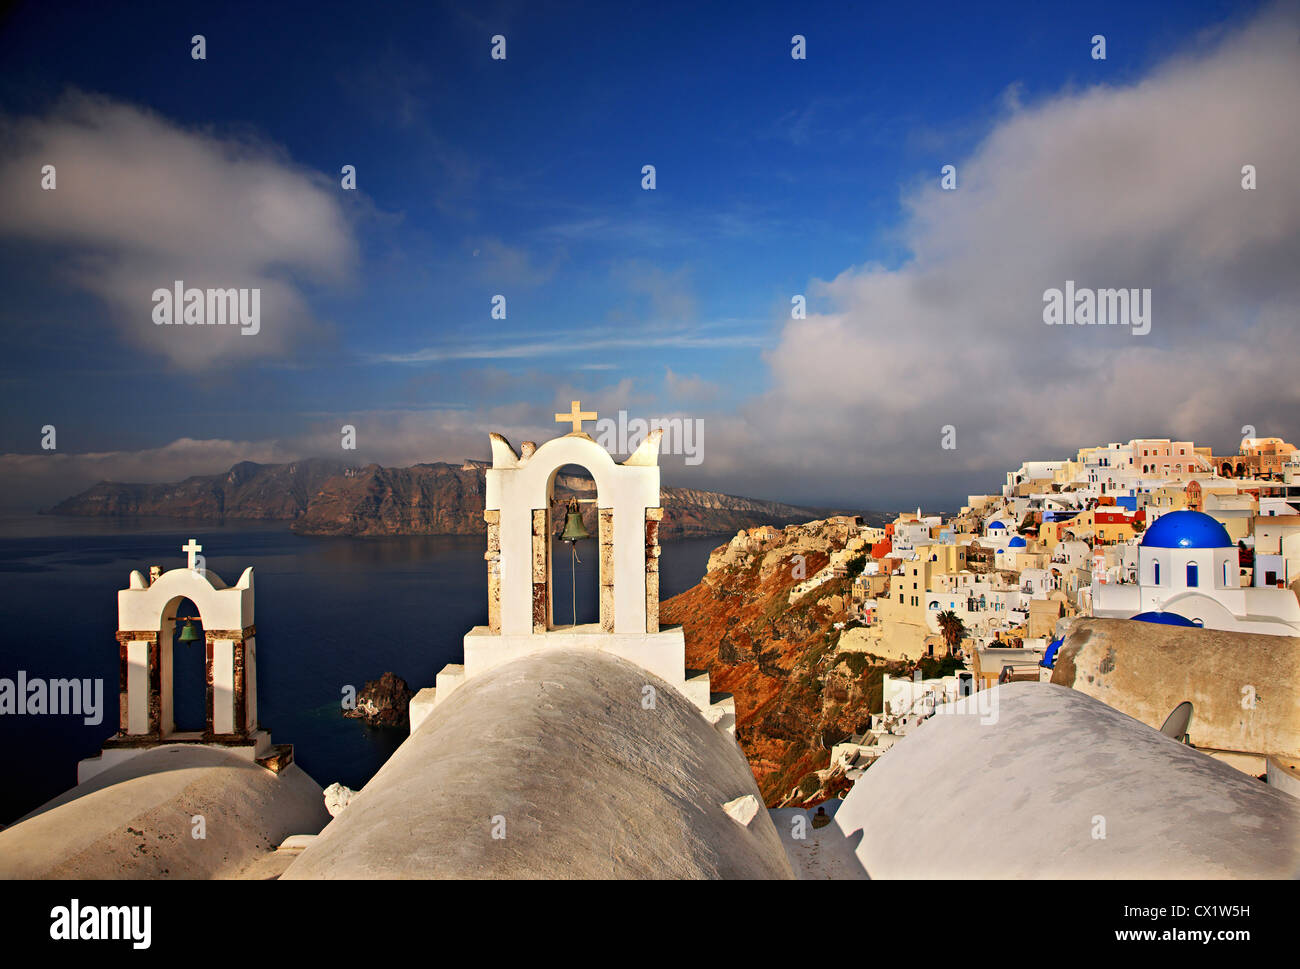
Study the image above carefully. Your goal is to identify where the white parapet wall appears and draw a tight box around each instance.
[439,624,685,701]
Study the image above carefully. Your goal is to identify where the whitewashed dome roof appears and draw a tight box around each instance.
[283,649,793,879]
[0,745,329,878]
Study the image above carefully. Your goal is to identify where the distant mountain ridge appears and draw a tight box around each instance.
[46,459,878,539]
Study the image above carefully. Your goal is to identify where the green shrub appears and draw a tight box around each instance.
[840,651,870,676]
[919,654,964,679]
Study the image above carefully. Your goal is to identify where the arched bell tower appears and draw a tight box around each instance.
[78,539,292,783]
[484,408,665,638]
[416,404,735,737]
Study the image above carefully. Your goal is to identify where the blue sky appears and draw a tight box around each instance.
[1,0,1296,511]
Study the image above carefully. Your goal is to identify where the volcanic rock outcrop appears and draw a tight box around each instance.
[663,519,909,806]
[344,673,415,729]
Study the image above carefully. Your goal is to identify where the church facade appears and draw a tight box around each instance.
[1091,510,1300,636]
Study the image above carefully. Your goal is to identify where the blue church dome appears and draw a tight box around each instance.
[1041,638,1063,668]
[1008,536,1026,548]
[1130,611,1201,627]
[1140,511,1232,549]
[988,521,1006,531]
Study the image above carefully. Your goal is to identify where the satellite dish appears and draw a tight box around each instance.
[1159,701,1193,744]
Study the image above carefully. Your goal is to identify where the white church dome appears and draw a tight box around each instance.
[0,745,330,878]
[283,648,793,879]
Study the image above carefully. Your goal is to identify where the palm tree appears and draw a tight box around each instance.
[936,610,966,657]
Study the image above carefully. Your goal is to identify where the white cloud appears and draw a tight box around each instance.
[722,3,1300,506]
[7,9,1300,515]
[471,237,563,286]
[663,368,717,403]
[0,92,358,368]
[0,381,654,509]
[0,437,294,509]
[368,324,765,364]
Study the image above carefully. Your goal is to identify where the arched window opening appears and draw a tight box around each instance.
[1186,562,1199,588]
[550,465,600,629]
[166,596,206,735]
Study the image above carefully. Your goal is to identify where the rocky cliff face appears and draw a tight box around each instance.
[659,488,841,539]
[290,464,488,536]
[662,520,903,807]
[48,460,852,539]
[47,459,349,520]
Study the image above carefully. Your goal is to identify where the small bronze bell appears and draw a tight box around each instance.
[560,500,590,542]
[178,620,201,644]
[558,498,589,629]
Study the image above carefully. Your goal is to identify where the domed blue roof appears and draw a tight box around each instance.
[1041,638,1063,668]
[1008,536,1026,547]
[1130,611,1200,627]
[1140,511,1232,549]
[988,521,1006,530]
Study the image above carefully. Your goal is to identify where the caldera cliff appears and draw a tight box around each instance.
[662,518,916,806]
[47,460,849,540]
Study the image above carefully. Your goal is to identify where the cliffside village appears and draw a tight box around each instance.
[4,417,1296,880]
[712,436,1300,797]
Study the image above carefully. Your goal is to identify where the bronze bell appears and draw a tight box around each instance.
[559,499,590,542]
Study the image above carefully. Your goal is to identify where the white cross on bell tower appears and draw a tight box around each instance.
[183,538,203,570]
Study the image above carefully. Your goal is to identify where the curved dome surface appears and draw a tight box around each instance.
[1008,536,1026,548]
[1130,610,1201,627]
[0,745,329,879]
[283,648,793,879]
[828,683,1300,878]
[1141,511,1232,549]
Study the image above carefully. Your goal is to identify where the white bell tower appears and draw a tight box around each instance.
[78,539,292,782]
[410,405,735,736]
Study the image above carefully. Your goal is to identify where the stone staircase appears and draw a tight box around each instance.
[685,668,736,736]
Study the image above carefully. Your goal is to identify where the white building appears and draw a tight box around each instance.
[891,520,934,553]
[1002,460,1067,497]
[1253,514,1300,589]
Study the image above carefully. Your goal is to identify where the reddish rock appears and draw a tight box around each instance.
[663,521,899,807]
[344,672,414,729]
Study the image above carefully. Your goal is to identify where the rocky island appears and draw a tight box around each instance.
[343,672,415,729]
